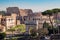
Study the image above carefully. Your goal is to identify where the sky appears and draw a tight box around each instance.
[0,0,60,12]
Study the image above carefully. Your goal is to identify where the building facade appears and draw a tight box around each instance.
[0,7,56,34]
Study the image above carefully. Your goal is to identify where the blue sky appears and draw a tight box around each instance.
[0,0,60,12]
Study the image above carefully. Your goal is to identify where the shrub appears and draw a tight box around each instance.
[0,32,6,40]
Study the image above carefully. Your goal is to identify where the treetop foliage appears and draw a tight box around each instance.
[42,8,60,15]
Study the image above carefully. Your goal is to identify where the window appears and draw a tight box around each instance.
[8,19,10,21]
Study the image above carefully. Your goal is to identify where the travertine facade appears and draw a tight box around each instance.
[0,15,5,32]
[19,9,28,16]
[6,7,20,16]
[5,13,17,29]
[0,13,18,32]
[0,7,55,33]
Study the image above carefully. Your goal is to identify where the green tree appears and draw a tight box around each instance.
[30,28,37,37]
[0,32,6,40]
[43,21,50,28]
[7,27,15,36]
[37,28,48,40]
[37,28,49,39]
[0,11,6,15]
[14,24,26,33]
[7,24,26,35]
[42,10,54,33]
[52,8,60,34]
[42,8,60,34]
[43,21,54,35]
[42,10,53,27]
